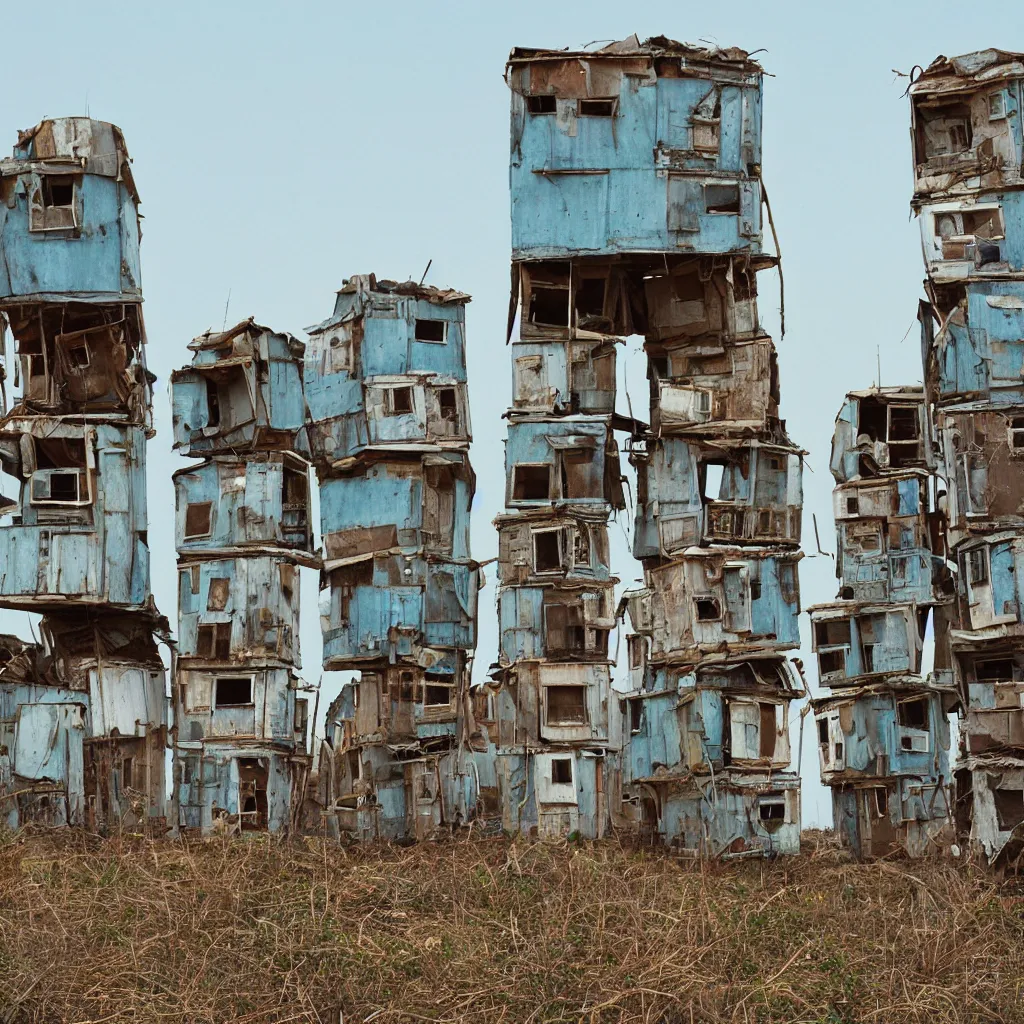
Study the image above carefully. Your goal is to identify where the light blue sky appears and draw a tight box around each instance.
[3,0,1020,827]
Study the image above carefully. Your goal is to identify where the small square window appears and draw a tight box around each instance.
[533,530,563,573]
[185,502,213,539]
[846,496,859,514]
[512,464,551,501]
[705,184,740,214]
[415,319,446,343]
[424,682,453,707]
[546,685,587,725]
[197,622,232,660]
[551,758,573,784]
[758,797,786,822]
[695,597,721,621]
[989,92,1006,120]
[387,387,414,415]
[527,95,556,114]
[214,677,253,708]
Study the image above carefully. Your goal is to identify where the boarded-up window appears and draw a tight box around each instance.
[185,502,213,538]
[197,622,231,660]
[207,578,230,611]
[544,604,585,654]
[759,703,777,758]
[560,450,598,499]
[546,686,587,725]
[29,174,79,231]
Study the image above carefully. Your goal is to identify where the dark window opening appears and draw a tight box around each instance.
[533,530,562,572]
[424,683,452,707]
[47,472,79,502]
[529,287,570,328]
[819,650,846,676]
[897,697,929,730]
[121,757,133,790]
[578,98,616,117]
[994,787,1024,831]
[574,278,607,319]
[205,379,221,427]
[976,659,1015,682]
[547,685,586,725]
[512,465,551,501]
[890,406,920,441]
[815,619,851,647]
[398,671,416,703]
[388,387,414,415]
[527,94,556,114]
[185,502,213,539]
[817,718,829,747]
[1011,417,1024,450]
[759,704,777,758]
[197,623,232,660]
[857,397,887,442]
[415,318,446,343]
[758,798,785,822]
[215,677,252,707]
[846,496,859,514]
[283,467,307,505]
[862,644,876,673]
[630,699,642,734]
[42,176,75,208]
[551,757,573,784]
[574,525,591,568]
[695,598,721,621]
[439,388,458,419]
[705,184,740,214]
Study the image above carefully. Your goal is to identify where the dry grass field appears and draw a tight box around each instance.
[0,828,1021,1023]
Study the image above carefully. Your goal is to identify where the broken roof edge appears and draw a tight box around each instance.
[506,34,762,71]
[188,316,301,353]
[338,274,470,304]
[910,49,1024,94]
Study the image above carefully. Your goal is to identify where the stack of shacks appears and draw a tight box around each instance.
[487,40,635,839]
[0,119,169,830]
[306,276,482,841]
[169,318,316,833]
[487,35,803,849]
[593,40,805,856]
[810,387,956,858]
[911,50,1024,864]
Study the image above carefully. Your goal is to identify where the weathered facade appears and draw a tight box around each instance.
[0,118,169,829]
[170,318,316,833]
[489,35,803,850]
[912,51,1024,864]
[811,388,956,858]
[307,276,482,840]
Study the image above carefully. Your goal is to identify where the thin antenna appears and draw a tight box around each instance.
[222,289,232,330]
[877,345,881,389]
[418,260,432,287]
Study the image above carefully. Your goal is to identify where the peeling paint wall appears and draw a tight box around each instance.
[913,50,1024,864]
[171,319,315,834]
[0,119,168,831]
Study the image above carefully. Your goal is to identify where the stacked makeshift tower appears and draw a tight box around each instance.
[0,119,168,829]
[580,40,804,856]
[911,50,1024,863]
[170,319,316,832]
[306,276,481,840]
[810,388,956,858]
[494,36,803,848]
[492,40,634,839]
